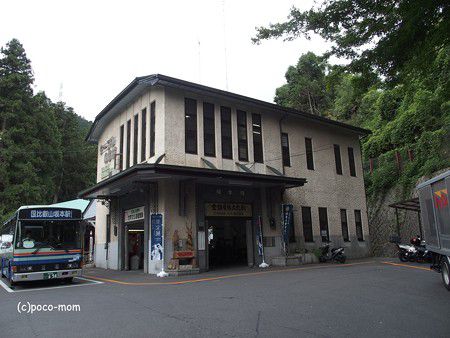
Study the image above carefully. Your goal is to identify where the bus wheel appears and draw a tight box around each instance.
[64,277,74,284]
[441,257,450,291]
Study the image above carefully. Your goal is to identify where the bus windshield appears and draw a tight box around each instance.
[15,220,81,251]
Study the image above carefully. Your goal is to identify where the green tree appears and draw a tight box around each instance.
[253,0,449,82]
[275,52,330,115]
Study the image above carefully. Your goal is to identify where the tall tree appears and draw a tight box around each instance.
[275,52,329,115]
[253,0,449,82]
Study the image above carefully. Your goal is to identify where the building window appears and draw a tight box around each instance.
[126,119,131,169]
[252,113,263,163]
[237,110,248,161]
[305,137,314,170]
[281,133,290,167]
[318,207,329,242]
[185,98,197,154]
[355,210,364,241]
[302,206,313,242]
[221,106,232,159]
[203,102,215,157]
[348,147,356,176]
[150,101,155,158]
[341,209,349,242]
[334,144,342,175]
[141,108,146,162]
[133,114,139,166]
[119,124,124,171]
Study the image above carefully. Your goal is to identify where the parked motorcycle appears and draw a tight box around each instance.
[390,235,432,263]
[410,235,433,263]
[319,243,346,263]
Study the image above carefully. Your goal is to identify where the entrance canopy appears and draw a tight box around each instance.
[78,163,307,199]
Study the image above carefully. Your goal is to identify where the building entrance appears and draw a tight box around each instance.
[207,218,249,268]
[126,225,144,270]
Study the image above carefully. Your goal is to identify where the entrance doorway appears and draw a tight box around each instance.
[126,226,144,270]
[207,218,249,268]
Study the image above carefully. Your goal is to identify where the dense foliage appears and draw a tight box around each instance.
[0,39,96,222]
[255,0,449,201]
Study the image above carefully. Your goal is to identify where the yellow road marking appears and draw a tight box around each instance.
[382,261,431,271]
[84,261,374,286]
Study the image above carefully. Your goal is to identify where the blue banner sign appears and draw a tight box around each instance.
[150,214,163,261]
[282,204,293,254]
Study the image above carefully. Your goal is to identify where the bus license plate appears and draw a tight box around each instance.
[44,272,58,279]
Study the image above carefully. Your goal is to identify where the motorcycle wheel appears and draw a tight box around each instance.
[441,257,450,291]
[398,252,409,262]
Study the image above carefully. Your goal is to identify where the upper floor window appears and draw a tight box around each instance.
[334,144,342,175]
[185,98,197,154]
[126,119,131,169]
[305,137,314,170]
[237,110,248,161]
[252,113,263,163]
[141,108,147,162]
[348,147,356,176]
[221,106,232,159]
[355,210,364,241]
[133,114,139,165]
[281,133,290,167]
[203,102,215,157]
[340,209,349,242]
[150,101,155,157]
[119,124,124,171]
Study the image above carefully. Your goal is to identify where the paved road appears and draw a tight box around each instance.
[1,259,449,337]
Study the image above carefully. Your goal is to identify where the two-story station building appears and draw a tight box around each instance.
[79,74,370,275]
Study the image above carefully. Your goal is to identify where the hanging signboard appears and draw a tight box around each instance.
[281,204,293,255]
[256,216,264,256]
[124,207,145,223]
[205,203,252,217]
[150,213,163,261]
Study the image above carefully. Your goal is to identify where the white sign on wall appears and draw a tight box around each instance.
[124,207,145,223]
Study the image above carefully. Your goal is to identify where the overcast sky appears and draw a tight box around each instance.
[0,0,331,121]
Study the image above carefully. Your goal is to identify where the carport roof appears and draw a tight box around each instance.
[389,197,420,212]
[78,163,307,199]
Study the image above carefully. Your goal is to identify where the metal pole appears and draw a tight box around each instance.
[395,208,400,238]
[417,211,423,238]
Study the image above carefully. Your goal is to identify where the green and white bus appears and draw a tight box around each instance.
[0,205,83,287]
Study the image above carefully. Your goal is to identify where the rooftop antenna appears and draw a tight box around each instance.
[222,0,229,90]
[197,39,201,83]
[58,82,63,102]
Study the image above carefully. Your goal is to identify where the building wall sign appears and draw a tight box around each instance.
[205,203,252,217]
[100,136,117,179]
[124,207,145,223]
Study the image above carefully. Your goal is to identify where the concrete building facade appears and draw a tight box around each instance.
[80,74,370,275]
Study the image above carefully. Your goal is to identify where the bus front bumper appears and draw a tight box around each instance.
[12,269,82,282]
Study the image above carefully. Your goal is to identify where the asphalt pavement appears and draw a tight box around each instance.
[0,259,449,337]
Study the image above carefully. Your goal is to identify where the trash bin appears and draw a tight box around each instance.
[130,255,140,270]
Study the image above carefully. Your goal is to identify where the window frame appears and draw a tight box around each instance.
[141,108,147,162]
[301,206,314,242]
[252,113,264,163]
[340,209,350,242]
[334,144,343,175]
[150,101,155,158]
[318,207,330,242]
[119,124,124,171]
[305,137,314,170]
[355,210,364,241]
[126,119,131,169]
[348,147,356,177]
[237,109,248,161]
[133,114,139,166]
[281,133,291,167]
[220,106,233,159]
[185,98,198,155]
[203,102,216,157]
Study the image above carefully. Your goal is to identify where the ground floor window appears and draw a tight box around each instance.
[302,206,313,242]
[355,210,364,241]
[340,209,349,242]
[318,207,330,242]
